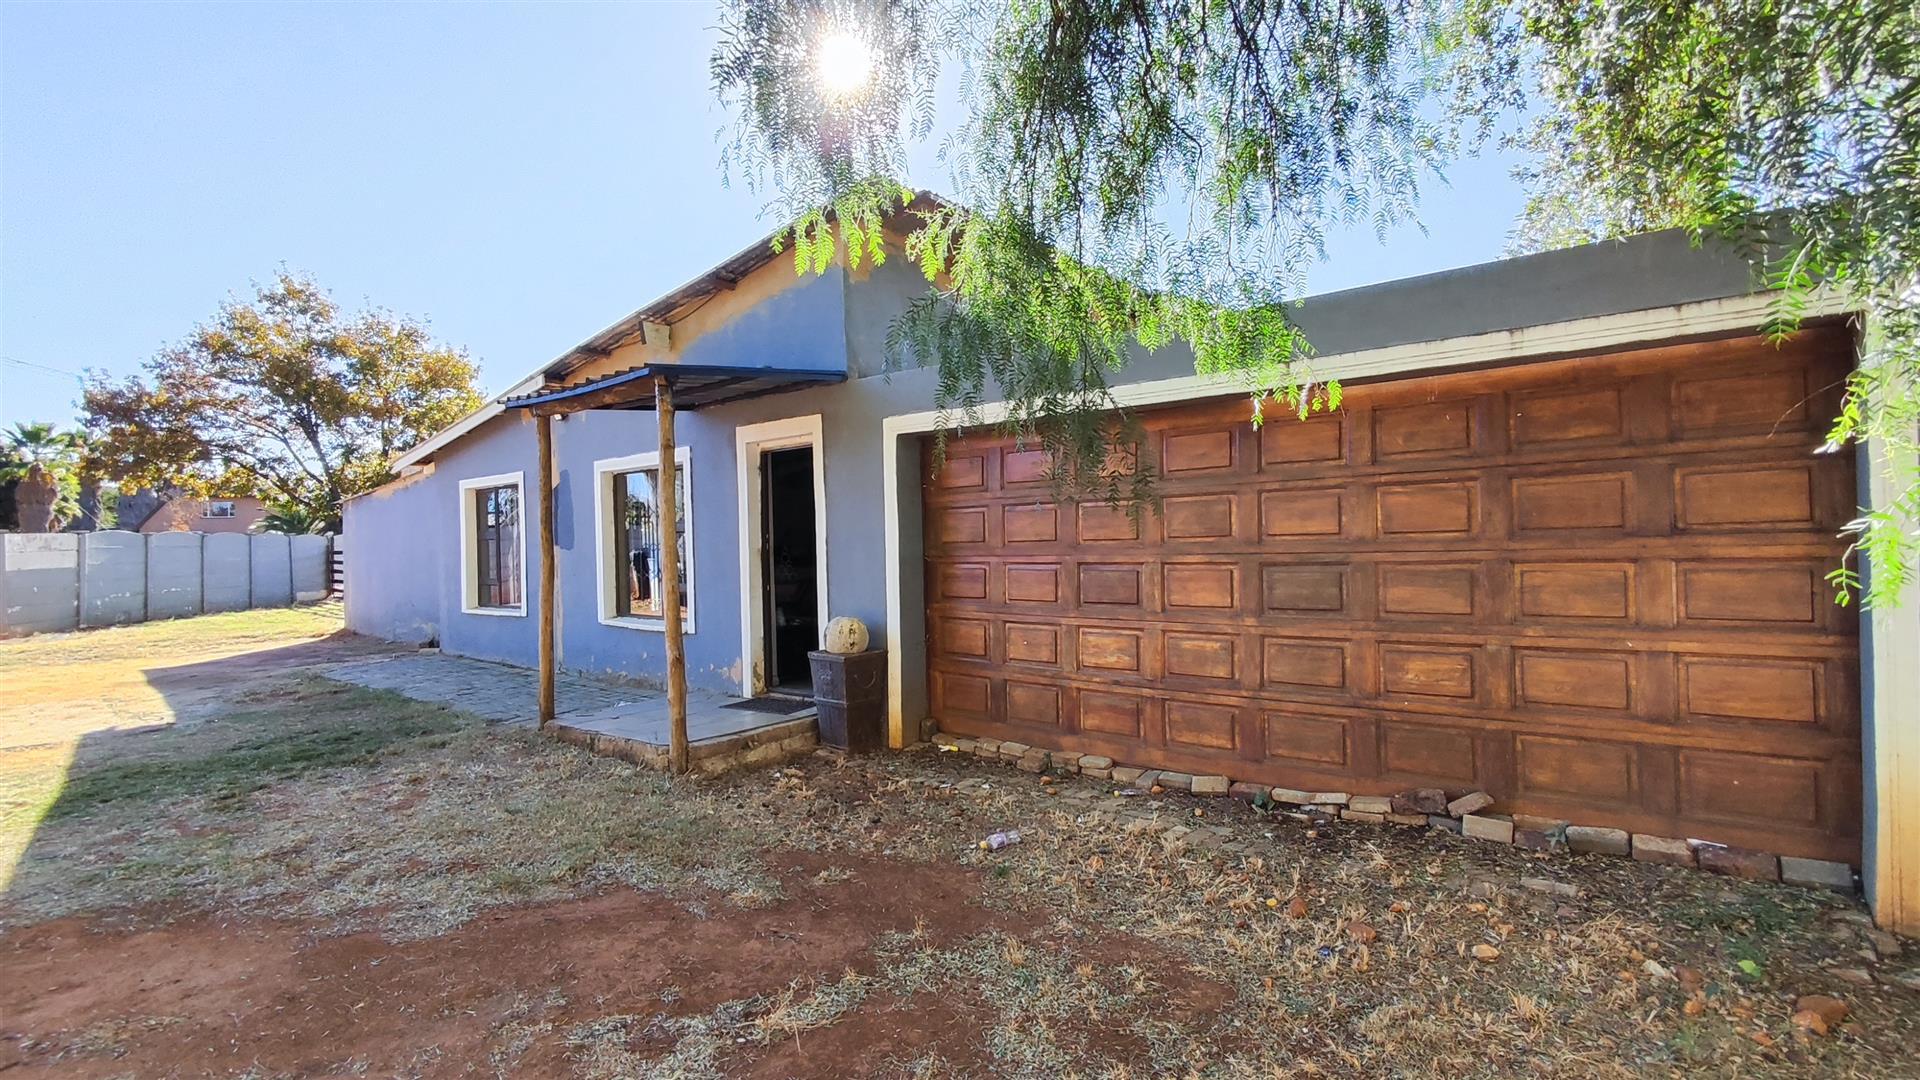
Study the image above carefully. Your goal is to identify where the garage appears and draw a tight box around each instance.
[923,327,1861,863]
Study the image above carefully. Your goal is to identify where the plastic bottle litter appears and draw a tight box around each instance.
[978,829,1022,851]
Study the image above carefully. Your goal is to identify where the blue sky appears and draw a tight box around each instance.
[0,2,1530,428]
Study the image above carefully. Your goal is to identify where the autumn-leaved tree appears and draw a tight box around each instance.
[712,0,1918,603]
[84,272,483,531]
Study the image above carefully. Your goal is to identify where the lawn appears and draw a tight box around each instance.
[2,609,1916,1077]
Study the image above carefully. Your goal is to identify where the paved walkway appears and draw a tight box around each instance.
[325,653,813,744]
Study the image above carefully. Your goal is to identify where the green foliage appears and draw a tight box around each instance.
[1507,0,1920,607]
[717,0,1919,602]
[0,422,83,475]
[254,500,328,536]
[0,422,86,526]
[82,272,484,531]
[713,0,1481,499]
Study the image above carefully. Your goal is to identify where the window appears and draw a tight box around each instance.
[202,500,237,519]
[473,485,522,608]
[458,472,526,616]
[595,449,694,630]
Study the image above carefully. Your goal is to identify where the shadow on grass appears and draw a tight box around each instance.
[1,632,783,938]
[1,627,444,906]
[43,681,467,819]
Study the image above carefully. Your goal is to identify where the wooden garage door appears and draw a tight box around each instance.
[923,329,1861,862]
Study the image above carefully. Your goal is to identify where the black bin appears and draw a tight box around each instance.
[809,648,886,752]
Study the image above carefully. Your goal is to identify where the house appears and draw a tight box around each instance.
[344,209,1917,934]
[128,493,267,535]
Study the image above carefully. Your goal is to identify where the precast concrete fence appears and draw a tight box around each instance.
[0,530,334,637]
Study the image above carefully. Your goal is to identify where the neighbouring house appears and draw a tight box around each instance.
[345,205,1918,934]
[131,494,267,535]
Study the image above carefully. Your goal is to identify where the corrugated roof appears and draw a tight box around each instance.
[502,363,846,414]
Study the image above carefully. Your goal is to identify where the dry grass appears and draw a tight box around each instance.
[2,676,780,938]
[0,600,345,673]
[3,608,1918,1077]
[702,756,1920,1077]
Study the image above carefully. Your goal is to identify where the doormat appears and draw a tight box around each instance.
[722,697,814,714]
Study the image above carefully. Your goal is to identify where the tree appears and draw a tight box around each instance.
[0,422,86,528]
[712,0,1918,602]
[253,501,327,536]
[84,273,484,531]
[714,0,1507,498]
[1504,0,1919,607]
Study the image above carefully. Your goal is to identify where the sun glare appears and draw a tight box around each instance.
[814,29,874,99]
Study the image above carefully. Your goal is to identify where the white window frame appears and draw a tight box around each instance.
[458,470,527,617]
[202,500,237,519]
[735,414,829,697]
[594,446,696,633]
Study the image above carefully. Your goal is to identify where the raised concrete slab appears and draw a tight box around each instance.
[324,652,814,745]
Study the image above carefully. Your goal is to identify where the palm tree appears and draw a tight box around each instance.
[1,422,85,528]
[0,422,81,474]
[253,501,326,535]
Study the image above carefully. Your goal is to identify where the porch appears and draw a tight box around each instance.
[507,361,846,773]
[327,652,818,774]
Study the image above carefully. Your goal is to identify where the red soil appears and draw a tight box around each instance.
[0,852,1235,1077]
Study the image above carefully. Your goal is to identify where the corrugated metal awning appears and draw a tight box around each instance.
[501,363,846,415]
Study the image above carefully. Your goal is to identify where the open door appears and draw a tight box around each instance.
[760,445,819,695]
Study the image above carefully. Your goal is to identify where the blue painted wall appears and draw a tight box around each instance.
[676,267,851,373]
[345,258,922,693]
[348,227,1777,705]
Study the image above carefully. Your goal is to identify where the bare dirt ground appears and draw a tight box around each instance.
[2,608,1917,1078]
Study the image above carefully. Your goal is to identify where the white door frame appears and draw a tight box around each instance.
[735,414,830,697]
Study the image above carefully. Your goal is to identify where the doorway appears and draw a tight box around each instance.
[734,414,828,700]
[760,445,819,695]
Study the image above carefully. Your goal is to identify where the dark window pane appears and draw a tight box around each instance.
[474,484,521,609]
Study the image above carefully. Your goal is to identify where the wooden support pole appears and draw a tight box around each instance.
[656,376,689,773]
[536,412,557,728]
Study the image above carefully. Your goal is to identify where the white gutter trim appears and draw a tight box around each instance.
[389,373,545,471]
[393,402,505,470]
[879,288,1858,748]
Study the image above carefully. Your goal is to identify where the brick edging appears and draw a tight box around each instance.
[928,733,1856,895]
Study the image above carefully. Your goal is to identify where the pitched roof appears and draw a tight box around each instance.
[391,191,944,470]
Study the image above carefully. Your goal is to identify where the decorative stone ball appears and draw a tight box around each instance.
[824,616,870,654]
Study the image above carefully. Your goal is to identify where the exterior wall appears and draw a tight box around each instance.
[290,535,331,601]
[202,533,253,612]
[345,224,1920,926]
[561,261,852,386]
[248,533,294,607]
[1860,435,1920,932]
[347,228,1771,700]
[138,496,267,534]
[343,468,443,645]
